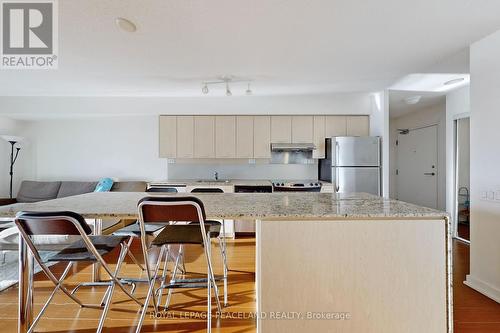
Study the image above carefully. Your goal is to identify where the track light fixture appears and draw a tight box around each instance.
[201,76,253,96]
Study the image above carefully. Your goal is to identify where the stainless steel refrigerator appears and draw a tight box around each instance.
[319,136,381,195]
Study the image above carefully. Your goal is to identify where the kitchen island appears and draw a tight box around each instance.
[0,192,451,333]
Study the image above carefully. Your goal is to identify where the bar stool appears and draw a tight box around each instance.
[135,196,223,333]
[14,211,142,333]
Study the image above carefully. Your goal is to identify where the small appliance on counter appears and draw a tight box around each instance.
[319,136,381,195]
[272,180,322,192]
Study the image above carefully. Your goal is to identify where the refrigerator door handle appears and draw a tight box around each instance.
[335,141,340,192]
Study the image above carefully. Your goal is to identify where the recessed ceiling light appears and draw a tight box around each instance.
[443,78,465,86]
[404,95,422,105]
[115,17,137,33]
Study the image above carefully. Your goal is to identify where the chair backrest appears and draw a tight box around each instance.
[138,196,206,223]
[146,187,178,193]
[15,211,92,236]
[190,188,223,193]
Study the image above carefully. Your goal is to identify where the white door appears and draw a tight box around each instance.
[396,125,438,209]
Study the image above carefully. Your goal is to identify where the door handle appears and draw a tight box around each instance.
[424,172,436,176]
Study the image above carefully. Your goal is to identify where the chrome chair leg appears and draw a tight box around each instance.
[218,237,228,306]
[135,245,166,333]
[96,242,129,333]
[164,245,183,310]
[27,261,74,333]
[156,245,170,308]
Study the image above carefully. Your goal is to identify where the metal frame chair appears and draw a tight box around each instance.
[135,196,222,333]
[14,211,143,333]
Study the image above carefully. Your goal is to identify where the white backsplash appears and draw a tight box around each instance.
[167,161,318,180]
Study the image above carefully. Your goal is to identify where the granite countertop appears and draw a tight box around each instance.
[0,192,448,221]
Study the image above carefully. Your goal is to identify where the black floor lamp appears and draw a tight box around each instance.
[1,136,23,199]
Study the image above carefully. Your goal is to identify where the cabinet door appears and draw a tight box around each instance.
[176,116,194,158]
[313,116,326,159]
[236,116,254,158]
[325,116,347,137]
[271,116,292,143]
[253,116,271,158]
[194,116,215,158]
[346,116,370,136]
[292,116,313,143]
[159,116,177,158]
[215,116,236,158]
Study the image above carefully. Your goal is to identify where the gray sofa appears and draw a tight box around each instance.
[0,180,147,249]
[2,180,98,205]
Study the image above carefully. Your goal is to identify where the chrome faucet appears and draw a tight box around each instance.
[214,171,219,181]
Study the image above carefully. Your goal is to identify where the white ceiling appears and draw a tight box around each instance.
[389,90,446,118]
[1,0,500,97]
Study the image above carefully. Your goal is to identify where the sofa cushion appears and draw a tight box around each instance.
[57,181,98,198]
[16,181,62,203]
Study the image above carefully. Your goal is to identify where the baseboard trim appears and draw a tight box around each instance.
[464,274,500,304]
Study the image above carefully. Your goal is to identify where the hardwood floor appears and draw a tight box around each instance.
[0,238,498,332]
[453,240,500,332]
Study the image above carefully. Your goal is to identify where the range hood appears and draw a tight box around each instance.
[270,143,316,164]
[271,143,316,152]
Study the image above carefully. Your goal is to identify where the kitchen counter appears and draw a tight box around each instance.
[0,192,451,333]
[149,179,333,187]
[0,192,447,220]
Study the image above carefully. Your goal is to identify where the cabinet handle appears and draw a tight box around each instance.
[424,172,436,176]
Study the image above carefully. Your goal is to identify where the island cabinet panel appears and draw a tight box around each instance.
[271,115,292,143]
[176,116,194,158]
[291,116,313,143]
[159,116,177,158]
[194,116,215,158]
[325,115,347,137]
[215,116,236,158]
[313,115,326,158]
[257,219,448,333]
[253,116,271,158]
[236,116,254,158]
[346,115,370,136]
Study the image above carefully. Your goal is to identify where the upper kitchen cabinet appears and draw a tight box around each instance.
[292,116,313,143]
[159,116,177,158]
[313,116,326,158]
[236,116,254,158]
[194,116,215,158]
[271,116,292,143]
[325,116,347,137]
[346,116,370,136]
[215,116,236,158]
[176,116,194,158]
[254,116,271,158]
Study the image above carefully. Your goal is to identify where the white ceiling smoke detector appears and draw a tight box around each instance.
[404,95,422,105]
[115,17,137,33]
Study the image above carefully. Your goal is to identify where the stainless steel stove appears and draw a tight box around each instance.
[272,180,322,192]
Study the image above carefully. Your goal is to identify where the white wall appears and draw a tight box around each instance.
[446,86,470,217]
[389,102,447,210]
[3,92,383,185]
[0,93,374,119]
[370,91,390,197]
[456,118,470,192]
[0,116,28,197]
[464,31,500,303]
[20,115,166,182]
